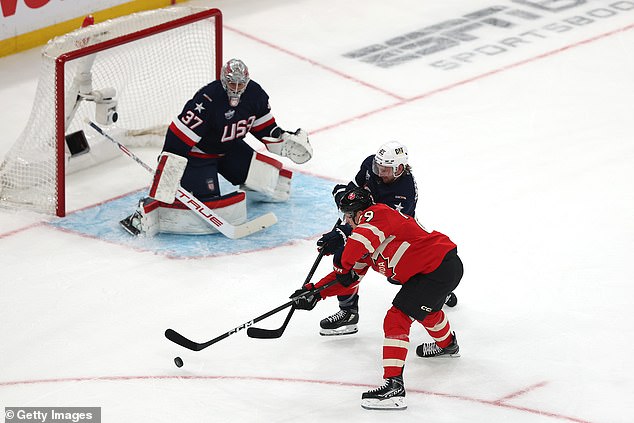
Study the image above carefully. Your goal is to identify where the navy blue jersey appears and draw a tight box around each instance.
[354,155,418,217]
[163,80,277,158]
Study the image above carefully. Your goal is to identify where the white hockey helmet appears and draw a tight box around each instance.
[372,141,408,180]
[220,58,250,107]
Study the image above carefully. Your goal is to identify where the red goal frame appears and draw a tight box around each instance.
[53,8,222,216]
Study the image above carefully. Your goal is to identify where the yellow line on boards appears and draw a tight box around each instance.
[0,0,187,57]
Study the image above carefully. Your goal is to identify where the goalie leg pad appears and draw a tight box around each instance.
[242,154,293,203]
[242,152,283,197]
[149,152,187,204]
[269,168,292,202]
[158,191,247,235]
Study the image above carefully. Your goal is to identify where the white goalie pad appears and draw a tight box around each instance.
[263,129,313,164]
[241,153,293,202]
[153,191,247,235]
[242,152,283,196]
[148,152,187,204]
[271,169,292,202]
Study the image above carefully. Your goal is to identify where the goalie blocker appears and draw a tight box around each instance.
[149,152,187,203]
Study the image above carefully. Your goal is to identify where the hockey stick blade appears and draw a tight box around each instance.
[246,278,340,340]
[165,301,294,351]
[246,307,296,339]
[87,121,277,239]
[164,328,210,351]
[246,219,342,339]
[173,187,277,239]
[165,281,339,351]
[217,208,277,239]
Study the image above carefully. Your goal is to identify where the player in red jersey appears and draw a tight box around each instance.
[316,141,457,336]
[292,187,464,410]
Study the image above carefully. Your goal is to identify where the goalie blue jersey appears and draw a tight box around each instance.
[162,80,278,158]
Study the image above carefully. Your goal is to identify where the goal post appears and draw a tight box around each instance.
[0,6,223,217]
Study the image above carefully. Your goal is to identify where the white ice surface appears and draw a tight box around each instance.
[1,1,633,422]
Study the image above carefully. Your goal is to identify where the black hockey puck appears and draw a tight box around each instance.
[174,356,183,368]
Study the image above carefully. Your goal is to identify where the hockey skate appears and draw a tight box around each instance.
[119,210,143,236]
[120,199,156,236]
[319,309,359,336]
[416,332,460,358]
[445,292,458,307]
[361,375,407,410]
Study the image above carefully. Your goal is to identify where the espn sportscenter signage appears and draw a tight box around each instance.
[0,0,180,56]
[344,0,634,70]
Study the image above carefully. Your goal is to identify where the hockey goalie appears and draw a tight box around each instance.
[120,58,313,236]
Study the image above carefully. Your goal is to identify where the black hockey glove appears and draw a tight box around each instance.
[290,285,321,311]
[317,224,352,255]
[335,270,359,288]
[332,182,356,208]
[332,250,359,288]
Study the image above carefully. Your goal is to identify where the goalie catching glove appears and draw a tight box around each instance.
[290,283,322,310]
[262,127,313,164]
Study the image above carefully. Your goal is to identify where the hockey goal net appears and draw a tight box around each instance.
[0,6,222,216]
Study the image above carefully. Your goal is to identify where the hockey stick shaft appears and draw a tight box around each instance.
[88,121,277,239]
[165,301,293,351]
[246,218,342,339]
[165,280,339,351]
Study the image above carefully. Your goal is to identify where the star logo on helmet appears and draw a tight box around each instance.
[194,103,205,113]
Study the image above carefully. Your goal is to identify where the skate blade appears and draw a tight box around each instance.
[119,217,141,236]
[319,325,358,336]
[417,351,461,358]
[361,396,407,410]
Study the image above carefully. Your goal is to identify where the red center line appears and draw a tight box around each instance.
[494,380,549,403]
[0,375,593,422]
[0,222,44,239]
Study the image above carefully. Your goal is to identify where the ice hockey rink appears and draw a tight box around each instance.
[1,0,633,421]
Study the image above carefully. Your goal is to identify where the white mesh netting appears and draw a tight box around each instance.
[0,5,220,215]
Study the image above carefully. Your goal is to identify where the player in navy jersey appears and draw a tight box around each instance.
[348,141,418,217]
[315,141,455,335]
[120,58,313,236]
[291,187,464,410]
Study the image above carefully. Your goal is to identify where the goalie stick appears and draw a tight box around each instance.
[246,218,342,339]
[165,280,339,351]
[88,121,277,239]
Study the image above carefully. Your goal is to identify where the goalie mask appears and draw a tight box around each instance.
[372,141,408,183]
[221,58,250,107]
